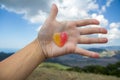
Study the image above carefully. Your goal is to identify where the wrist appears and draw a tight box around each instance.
[33,38,46,61]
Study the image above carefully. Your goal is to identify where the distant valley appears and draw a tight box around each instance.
[0,46,120,67]
[46,46,120,67]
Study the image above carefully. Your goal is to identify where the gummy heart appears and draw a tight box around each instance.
[53,32,68,47]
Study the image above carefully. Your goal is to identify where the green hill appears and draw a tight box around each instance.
[26,62,120,80]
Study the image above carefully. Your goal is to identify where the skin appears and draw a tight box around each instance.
[0,4,108,80]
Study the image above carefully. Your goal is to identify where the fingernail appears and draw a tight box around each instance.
[102,28,107,34]
[103,38,108,43]
[93,53,100,58]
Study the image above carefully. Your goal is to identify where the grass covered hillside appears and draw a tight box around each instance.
[26,62,120,80]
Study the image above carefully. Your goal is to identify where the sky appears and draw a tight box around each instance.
[0,0,120,50]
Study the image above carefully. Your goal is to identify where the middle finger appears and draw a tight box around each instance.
[79,27,107,35]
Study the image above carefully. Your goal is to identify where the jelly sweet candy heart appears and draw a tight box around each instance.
[53,33,61,46]
[53,32,68,47]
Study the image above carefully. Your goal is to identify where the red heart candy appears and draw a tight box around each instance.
[53,32,68,47]
[60,32,68,46]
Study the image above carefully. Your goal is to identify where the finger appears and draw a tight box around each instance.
[74,47,99,58]
[75,19,99,27]
[79,27,107,35]
[49,4,58,20]
[78,36,108,44]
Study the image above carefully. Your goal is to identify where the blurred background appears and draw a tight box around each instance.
[0,0,120,80]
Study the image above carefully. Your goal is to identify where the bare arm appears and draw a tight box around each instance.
[0,4,108,80]
[0,39,45,80]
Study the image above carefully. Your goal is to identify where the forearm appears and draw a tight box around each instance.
[0,38,45,80]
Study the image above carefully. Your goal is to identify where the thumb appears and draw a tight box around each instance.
[49,4,58,20]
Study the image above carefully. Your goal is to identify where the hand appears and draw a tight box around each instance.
[38,4,108,58]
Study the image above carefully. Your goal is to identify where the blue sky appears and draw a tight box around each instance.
[102,0,120,22]
[0,0,120,51]
[0,10,39,49]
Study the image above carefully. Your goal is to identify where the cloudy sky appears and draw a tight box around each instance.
[0,0,120,50]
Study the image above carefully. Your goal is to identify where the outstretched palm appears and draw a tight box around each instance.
[38,4,108,58]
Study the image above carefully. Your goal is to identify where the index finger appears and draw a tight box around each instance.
[74,19,99,27]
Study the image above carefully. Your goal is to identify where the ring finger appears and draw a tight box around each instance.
[77,36,108,44]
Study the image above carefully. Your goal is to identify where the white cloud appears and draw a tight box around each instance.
[55,0,99,21]
[1,0,119,46]
[0,0,100,23]
[99,22,120,40]
[99,0,113,14]
[25,10,48,23]
[91,13,108,28]
[110,22,120,29]
[0,0,53,23]
[106,0,114,7]
[0,0,114,27]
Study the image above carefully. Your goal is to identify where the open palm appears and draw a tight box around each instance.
[38,4,108,58]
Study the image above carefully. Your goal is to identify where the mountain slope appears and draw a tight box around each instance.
[26,63,120,80]
[0,52,13,61]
